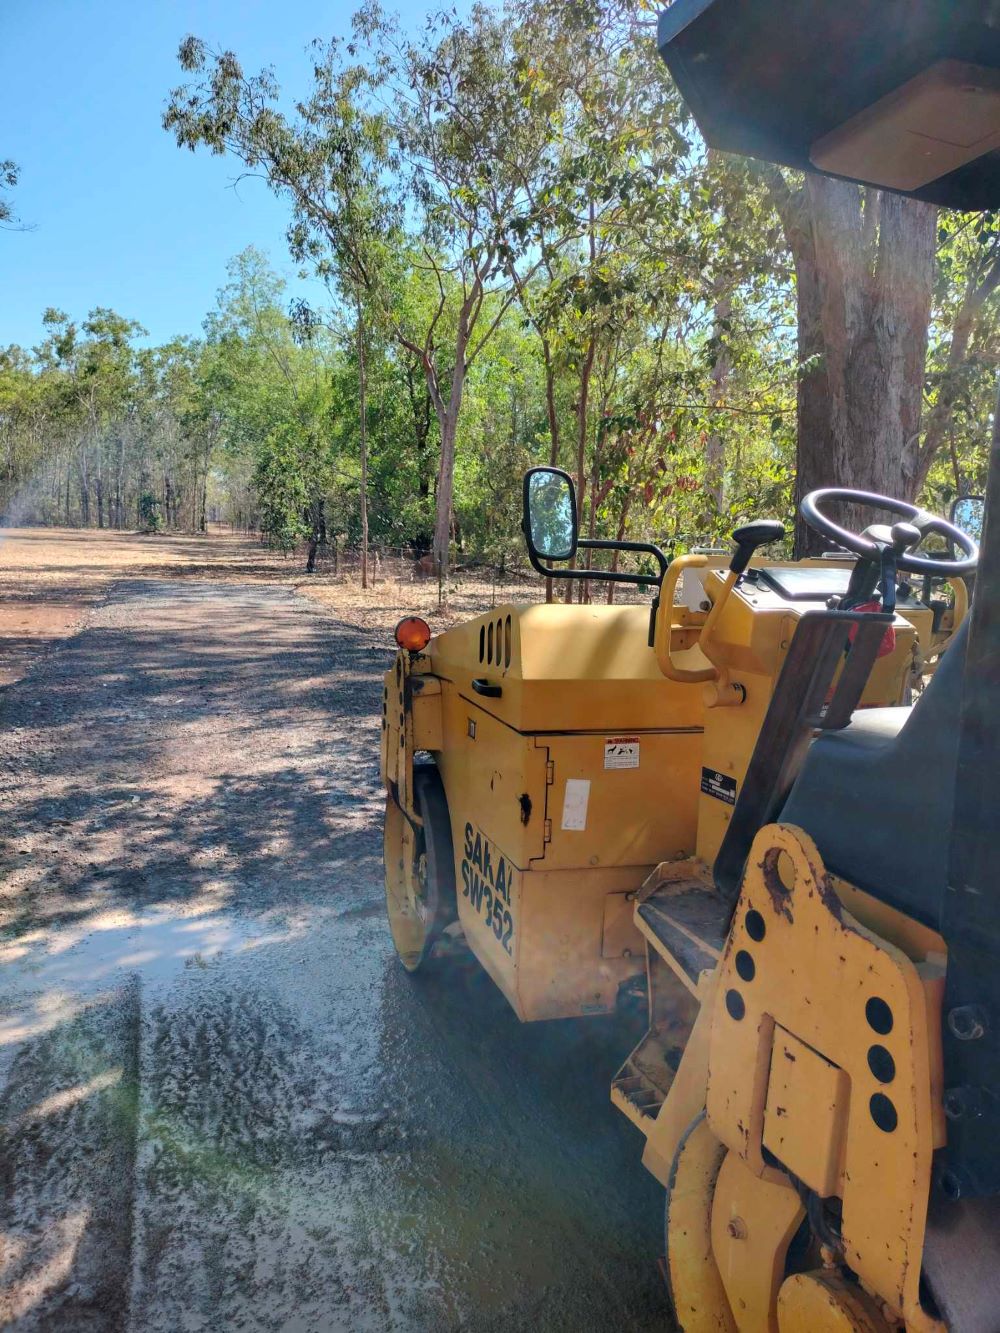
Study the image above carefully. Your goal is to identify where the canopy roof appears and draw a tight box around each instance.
[657,0,1000,209]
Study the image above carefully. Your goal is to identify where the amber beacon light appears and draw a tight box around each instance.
[394,616,431,653]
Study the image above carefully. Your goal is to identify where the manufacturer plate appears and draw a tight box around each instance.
[701,767,737,805]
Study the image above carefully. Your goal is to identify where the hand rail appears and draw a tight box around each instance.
[654,554,716,684]
[932,574,970,661]
[655,555,747,706]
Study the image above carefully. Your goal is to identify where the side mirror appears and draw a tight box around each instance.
[951,495,985,543]
[523,467,578,565]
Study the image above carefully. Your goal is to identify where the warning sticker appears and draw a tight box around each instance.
[561,779,591,831]
[604,736,640,770]
[701,767,737,805]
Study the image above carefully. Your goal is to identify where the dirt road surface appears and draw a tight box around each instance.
[1,557,668,1330]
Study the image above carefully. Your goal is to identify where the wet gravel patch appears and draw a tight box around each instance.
[0,579,668,1331]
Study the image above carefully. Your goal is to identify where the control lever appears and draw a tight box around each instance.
[891,521,922,554]
[729,520,787,575]
[653,518,786,703]
[696,519,787,708]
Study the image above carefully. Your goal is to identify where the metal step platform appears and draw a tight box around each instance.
[635,861,731,993]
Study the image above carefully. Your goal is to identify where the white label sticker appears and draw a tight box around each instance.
[561,779,591,831]
[604,736,640,770]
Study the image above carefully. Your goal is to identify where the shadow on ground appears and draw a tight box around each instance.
[0,577,670,1332]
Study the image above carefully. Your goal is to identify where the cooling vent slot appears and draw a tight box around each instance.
[479,614,512,668]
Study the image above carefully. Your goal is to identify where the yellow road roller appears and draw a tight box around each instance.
[381,0,1000,1326]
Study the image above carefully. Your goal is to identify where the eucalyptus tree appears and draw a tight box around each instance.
[502,0,793,588]
[200,249,338,564]
[922,210,1000,502]
[136,337,217,533]
[749,156,1000,551]
[750,165,937,550]
[164,38,392,581]
[370,2,563,576]
[0,346,48,506]
[30,307,148,527]
[165,3,557,580]
[0,159,21,229]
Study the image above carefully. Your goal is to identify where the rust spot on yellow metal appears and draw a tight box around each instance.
[761,847,795,922]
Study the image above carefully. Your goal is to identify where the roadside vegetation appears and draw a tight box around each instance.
[2,0,999,592]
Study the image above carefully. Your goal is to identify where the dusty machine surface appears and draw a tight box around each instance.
[381,483,965,1016]
[381,1,1000,1328]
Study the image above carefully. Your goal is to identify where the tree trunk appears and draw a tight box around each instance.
[306,499,320,574]
[116,437,125,528]
[916,250,1000,492]
[792,239,838,555]
[569,341,595,603]
[779,177,937,553]
[569,211,598,604]
[606,493,633,605]
[582,443,601,606]
[542,342,560,605]
[433,408,459,579]
[705,294,732,515]
[405,360,433,503]
[430,323,471,583]
[357,299,369,590]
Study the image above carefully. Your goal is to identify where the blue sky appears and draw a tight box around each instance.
[1,0,437,351]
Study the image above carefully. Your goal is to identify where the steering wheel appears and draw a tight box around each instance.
[800,488,979,578]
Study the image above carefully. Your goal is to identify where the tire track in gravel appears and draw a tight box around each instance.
[1,578,669,1332]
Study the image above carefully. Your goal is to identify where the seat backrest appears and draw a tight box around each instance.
[779,616,971,928]
[713,607,896,903]
[894,616,969,764]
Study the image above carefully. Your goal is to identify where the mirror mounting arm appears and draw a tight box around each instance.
[578,538,669,581]
[526,558,660,588]
[526,539,668,588]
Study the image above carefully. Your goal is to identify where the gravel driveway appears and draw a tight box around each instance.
[0,579,667,1332]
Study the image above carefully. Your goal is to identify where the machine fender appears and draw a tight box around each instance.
[410,673,443,748]
[381,649,442,824]
[664,1113,737,1333]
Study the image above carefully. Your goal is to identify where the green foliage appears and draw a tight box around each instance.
[3,0,999,583]
[0,158,21,228]
[252,425,310,551]
[138,492,163,533]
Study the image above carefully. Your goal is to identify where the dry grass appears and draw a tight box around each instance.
[300,554,547,635]
[0,523,659,683]
[0,525,549,682]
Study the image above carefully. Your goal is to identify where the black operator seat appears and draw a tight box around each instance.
[781,618,969,929]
